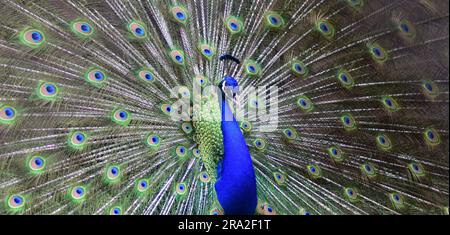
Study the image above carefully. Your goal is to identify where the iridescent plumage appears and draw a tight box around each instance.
[0,0,448,215]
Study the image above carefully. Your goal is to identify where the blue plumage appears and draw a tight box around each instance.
[215,77,258,215]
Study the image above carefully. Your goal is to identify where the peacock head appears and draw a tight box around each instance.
[218,54,241,102]
[219,76,240,102]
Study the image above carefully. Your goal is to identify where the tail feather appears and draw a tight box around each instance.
[0,0,448,215]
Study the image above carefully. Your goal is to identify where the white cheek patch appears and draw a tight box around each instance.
[221,85,242,109]
[232,86,240,95]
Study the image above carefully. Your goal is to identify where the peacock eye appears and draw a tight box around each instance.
[408,163,426,179]
[171,5,189,24]
[195,75,208,88]
[341,114,357,130]
[389,193,405,210]
[135,28,143,35]
[136,179,150,193]
[316,19,335,39]
[270,17,278,24]
[368,43,388,63]
[400,23,409,32]
[136,69,156,83]
[381,96,400,112]
[297,96,314,112]
[37,82,59,100]
[226,16,244,34]
[68,131,88,150]
[244,60,262,76]
[85,68,107,87]
[361,163,377,178]
[307,164,322,179]
[253,138,267,151]
[70,186,87,202]
[273,172,286,185]
[421,80,439,99]
[283,128,298,141]
[128,21,147,39]
[328,146,344,162]
[265,12,285,29]
[210,207,224,215]
[110,206,122,215]
[105,165,121,183]
[337,69,354,88]
[144,133,161,151]
[344,187,359,202]
[260,203,276,215]
[298,207,311,215]
[0,106,18,125]
[249,98,261,109]
[424,128,440,146]
[199,171,211,183]
[347,189,354,195]
[112,109,131,126]
[81,24,90,32]
[181,122,193,135]
[176,146,188,159]
[376,134,392,151]
[28,156,46,173]
[192,148,201,158]
[3,108,14,117]
[373,48,381,56]
[178,86,191,99]
[170,49,186,65]
[20,28,45,48]
[397,19,416,38]
[291,60,308,77]
[199,43,216,60]
[31,32,42,41]
[72,21,94,38]
[160,104,173,116]
[176,182,188,195]
[7,195,26,210]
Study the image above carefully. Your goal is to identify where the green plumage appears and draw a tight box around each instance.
[194,97,224,182]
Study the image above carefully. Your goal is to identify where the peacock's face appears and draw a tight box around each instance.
[220,76,240,101]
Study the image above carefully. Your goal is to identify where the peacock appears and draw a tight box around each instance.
[0,0,448,215]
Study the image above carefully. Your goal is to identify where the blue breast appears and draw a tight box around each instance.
[214,82,258,215]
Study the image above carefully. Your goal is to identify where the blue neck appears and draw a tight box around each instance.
[214,95,257,215]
